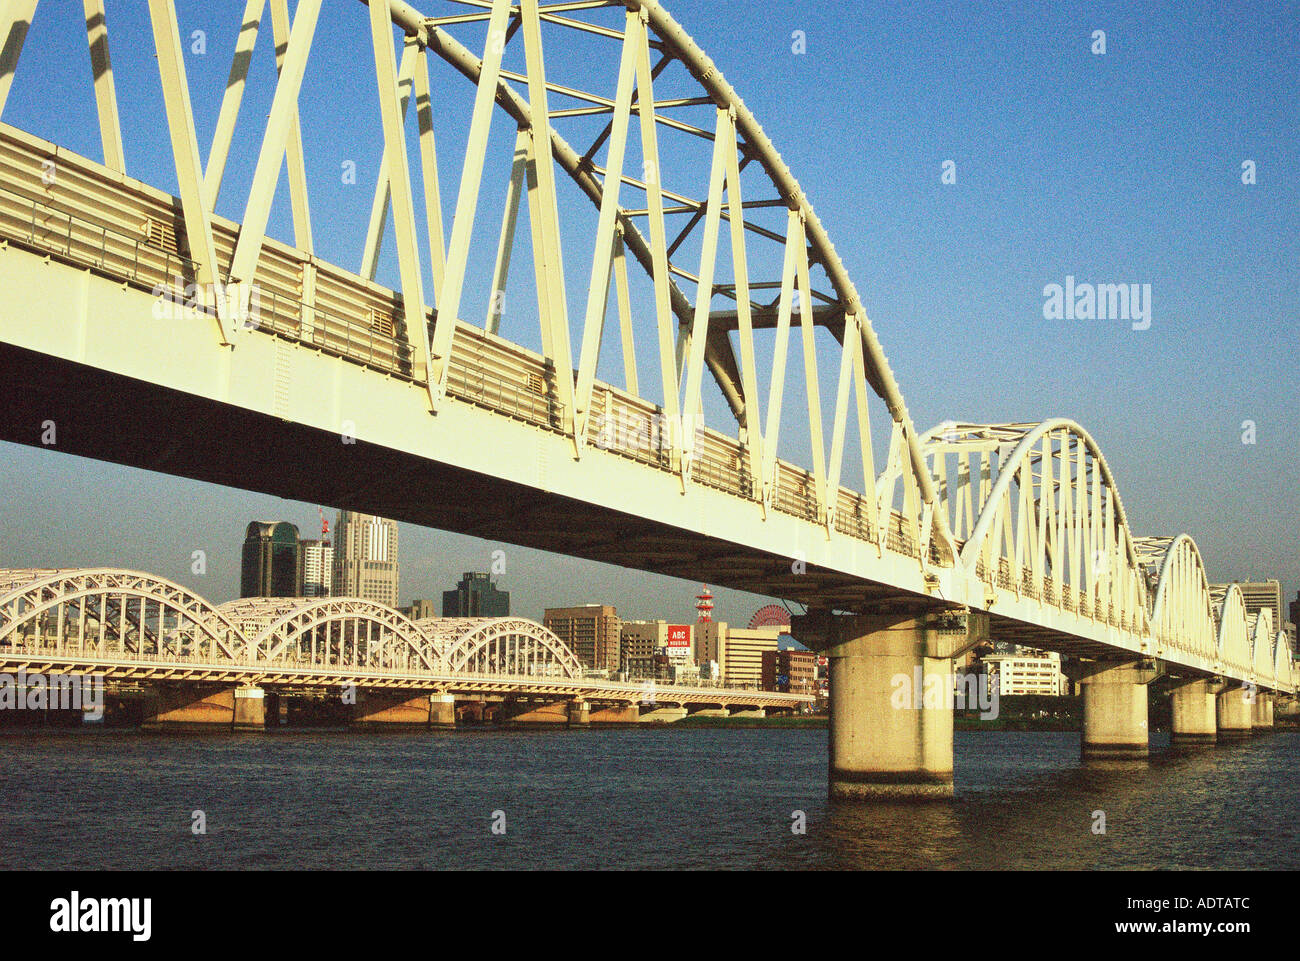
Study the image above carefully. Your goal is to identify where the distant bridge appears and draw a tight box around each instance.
[0,568,811,726]
[0,0,1291,791]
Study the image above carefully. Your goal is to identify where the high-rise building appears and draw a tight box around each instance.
[544,605,621,672]
[240,522,301,598]
[298,539,333,597]
[762,649,817,693]
[694,620,782,689]
[1213,580,1283,632]
[332,511,400,607]
[443,572,510,617]
[619,620,666,678]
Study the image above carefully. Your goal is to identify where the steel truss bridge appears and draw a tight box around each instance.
[0,0,1292,731]
[0,567,807,709]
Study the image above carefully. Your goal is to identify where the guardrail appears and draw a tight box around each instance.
[0,130,913,571]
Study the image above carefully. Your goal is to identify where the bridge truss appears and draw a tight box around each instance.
[0,1,1292,700]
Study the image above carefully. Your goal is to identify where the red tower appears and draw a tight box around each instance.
[695,585,714,623]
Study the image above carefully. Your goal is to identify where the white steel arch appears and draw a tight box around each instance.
[0,567,246,660]
[421,617,584,679]
[0,0,956,570]
[1213,585,1252,678]
[219,597,440,671]
[1250,609,1275,687]
[1138,534,1218,662]
[1274,631,1295,692]
[909,421,1150,633]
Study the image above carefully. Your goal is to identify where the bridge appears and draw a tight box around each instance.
[0,0,1292,796]
[0,567,809,727]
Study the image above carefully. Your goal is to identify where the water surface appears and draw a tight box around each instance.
[1,729,1294,869]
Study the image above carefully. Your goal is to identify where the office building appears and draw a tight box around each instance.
[298,538,333,597]
[332,511,400,607]
[619,621,693,678]
[1212,580,1283,632]
[240,521,301,598]
[544,605,621,672]
[761,649,817,693]
[695,620,782,689]
[443,572,510,617]
[400,599,438,621]
[982,648,1069,696]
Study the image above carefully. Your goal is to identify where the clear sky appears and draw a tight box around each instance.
[0,0,1296,624]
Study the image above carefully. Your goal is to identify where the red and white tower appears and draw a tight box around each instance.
[695,585,714,623]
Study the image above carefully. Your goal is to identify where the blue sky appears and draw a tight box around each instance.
[0,0,1296,623]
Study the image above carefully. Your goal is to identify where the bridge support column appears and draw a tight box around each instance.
[567,700,589,727]
[1251,693,1274,732]
[499,699,571,726]
[638,705,687,723]
[588,703,640,726]
[430,694,456,729]
[353,692,451,728]
[1169,679,1217,746]
[233,686,266,731]
[143,683,265,731]
[1080,663,1152,760]
[823,614,953,802]
[1216,685,1253,740]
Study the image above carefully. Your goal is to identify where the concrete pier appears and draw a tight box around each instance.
[588,703,640,725]
[824,614,953,801]
[353,692,456,728]
[1216,685,1253,740]
[1080,663,1151,760]
[1169,679,1217,746]
[1251,693,1274,732]
[498,698,570,726]
[143,683,265,731]
[232,686,266,731]
[638,706,688,723]
[567,700,589,727]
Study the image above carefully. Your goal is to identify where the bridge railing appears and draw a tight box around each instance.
[0,127,898,563]
[0,638,811,700]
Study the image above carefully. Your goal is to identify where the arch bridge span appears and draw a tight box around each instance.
[0,3,1290,787]
[0,568,810,709]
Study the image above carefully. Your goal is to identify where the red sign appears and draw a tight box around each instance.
[666,625,692,648]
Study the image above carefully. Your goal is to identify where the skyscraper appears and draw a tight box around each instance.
[544,605,621,672]
[240,522,302,598]
[443,572,509,617]
[332,511,400,607]
[298,538,333,598]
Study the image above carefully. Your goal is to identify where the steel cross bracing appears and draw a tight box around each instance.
[0,1,1292,697]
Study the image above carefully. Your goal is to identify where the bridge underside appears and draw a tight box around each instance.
[0,341,935,617]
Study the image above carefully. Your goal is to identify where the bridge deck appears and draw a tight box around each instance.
[0,124,1291,695]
